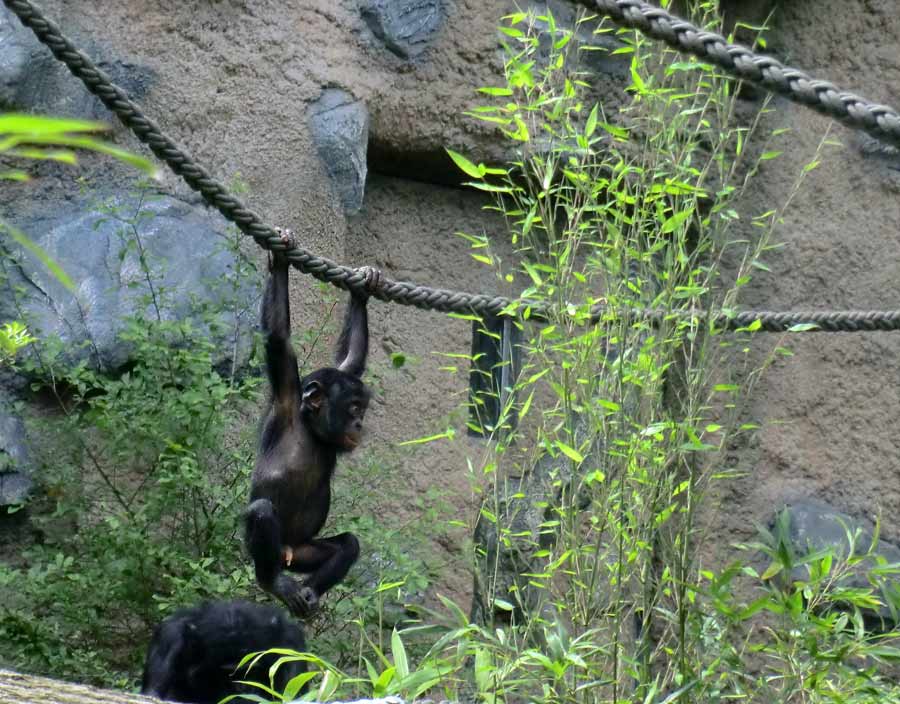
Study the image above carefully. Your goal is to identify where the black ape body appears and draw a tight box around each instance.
[141,600,307,704]
[245,238,377,617]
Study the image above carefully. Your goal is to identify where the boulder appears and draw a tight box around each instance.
[779,500,900,626]
[0,193,260,372]
[0,403,31,506]
[0,5,154,115]
[361,0,442,59]
[532,1,630,80]
[309,89,369,214]
[0,5,31,108]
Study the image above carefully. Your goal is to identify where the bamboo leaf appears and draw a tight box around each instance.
[1,221,74,292]
[556,441,584,464]
[446,149,484,179]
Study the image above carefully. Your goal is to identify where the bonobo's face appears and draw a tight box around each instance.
[300,368,370,452]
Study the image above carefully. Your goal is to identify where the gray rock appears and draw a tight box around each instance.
[361,0,442,59]
[0,5,32,107]
[532,1,630,79]
[779,500,900,625]
[0,193,260,372]
[309,89,369,214]
[0,404,31,506]
[0,5,154,115]
[0,471,31,506]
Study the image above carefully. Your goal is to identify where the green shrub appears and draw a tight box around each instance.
[0,189,435,688]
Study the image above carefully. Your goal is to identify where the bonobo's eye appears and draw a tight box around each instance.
[349,403,361,417]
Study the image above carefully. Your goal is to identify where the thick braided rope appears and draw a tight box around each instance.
[582,0,900,148]
[586,308,900,332]
[5,0,900,333]
[712,310,900,333]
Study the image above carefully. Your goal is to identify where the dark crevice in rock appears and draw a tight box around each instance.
[366,136,469,187]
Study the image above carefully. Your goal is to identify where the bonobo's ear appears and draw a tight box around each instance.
[301,380,324,410]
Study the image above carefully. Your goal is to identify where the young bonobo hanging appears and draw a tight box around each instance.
[246,228,380,617]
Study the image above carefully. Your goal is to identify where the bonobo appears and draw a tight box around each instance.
[245,228,380,617]
[141,600,307,704]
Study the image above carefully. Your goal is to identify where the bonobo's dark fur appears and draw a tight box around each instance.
[245,235,378,617]
[141,600,307,704]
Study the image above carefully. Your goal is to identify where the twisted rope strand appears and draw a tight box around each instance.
[4,0,900,332]
[583,0,900,148]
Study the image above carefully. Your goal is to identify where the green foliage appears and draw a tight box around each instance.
[0,114,157,181]
[303,453,441,670]
[0,113,157,291]
[0,320,34,365]
[0,188,264,683]
[0,186,436,689]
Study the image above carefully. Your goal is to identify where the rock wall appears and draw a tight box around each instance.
[1,0,899,615]
[708,0,900,567]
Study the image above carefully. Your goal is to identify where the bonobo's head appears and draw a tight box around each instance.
[299,368,370,452]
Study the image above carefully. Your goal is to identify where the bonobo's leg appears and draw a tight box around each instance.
[283,533,361,608]
[245,499,314,616]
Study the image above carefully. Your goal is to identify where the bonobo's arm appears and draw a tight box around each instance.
[262,247,301,416]
[335,267,381,377]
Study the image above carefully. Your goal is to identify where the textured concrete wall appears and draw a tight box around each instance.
[707,0,900,562]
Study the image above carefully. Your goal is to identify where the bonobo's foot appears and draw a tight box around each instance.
[268,227,296,270]
[272,573,318,618]
[298,584,319,614]
[354,265,383,298]
[283,545,294,567]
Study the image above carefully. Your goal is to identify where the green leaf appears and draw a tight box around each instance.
[0,170,29,181]
[0,114,105,135]
[446,149,484,179]
[1,221,75,292]
[465,181,513,193]
[760,561,783,581]
[4,147,78,164]
[585,103,598,138]
[478,86,514,96]
[391,629,409,679]
[629,59,646,94]
[788,322,820,332]
[661,209,693,234]
[397,428,455,446]
[7,133,157,175]
[556,441,584,464]
[474,647,493,691]
[377,579,406,593]
[282,671,318,700]
[504,115,530,142]
[372,666,395,697]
